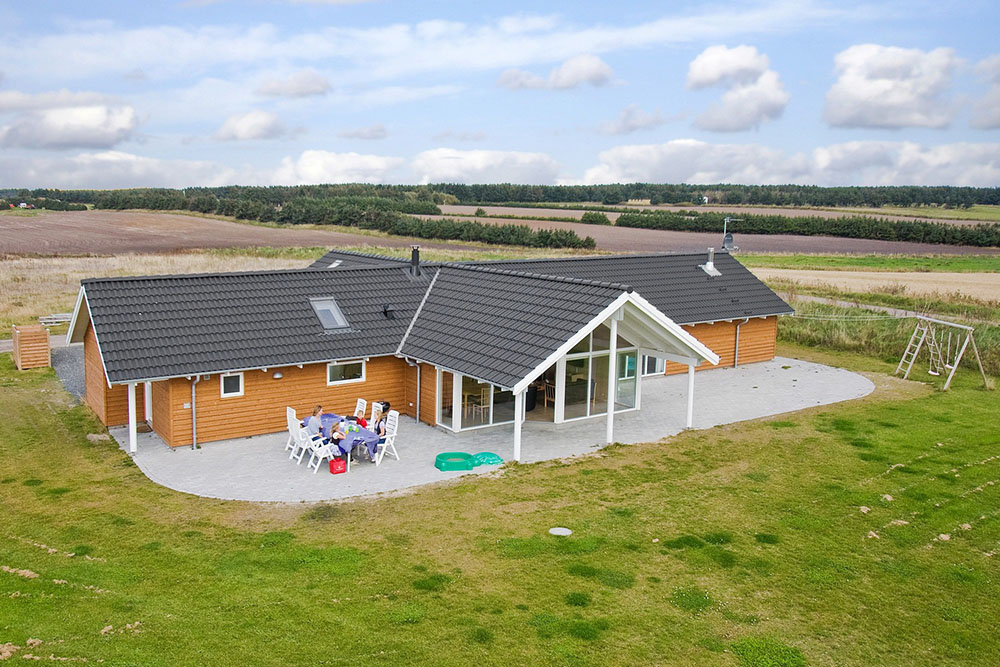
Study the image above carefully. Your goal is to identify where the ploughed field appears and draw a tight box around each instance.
[752,268,1000,302]
[3,209,999,256]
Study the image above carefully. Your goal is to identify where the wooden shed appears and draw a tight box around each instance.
[12,325,51,370]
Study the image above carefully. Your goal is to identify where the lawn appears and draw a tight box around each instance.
[2,346,998,665]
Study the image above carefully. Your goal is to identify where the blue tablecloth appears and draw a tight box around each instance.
[312,413,380,460]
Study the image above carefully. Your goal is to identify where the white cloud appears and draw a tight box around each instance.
[824,44,960,129]
[687,45,788,131]
[0,89,113,112]
[601,105,666,135]
[412,148,560,184]
[255,69,331,98]
[0,3,855,84]
[432,129,486,142]
[497,14,559,34]
[499,54,613,90]
[337,123,387,140]
[0,150,237,189]
[0,105,139,149]
[576,139,1000,186]
[687,44,769,88]
[971,54,1000,129]
[273,149,404,185]
[214,110,287,141]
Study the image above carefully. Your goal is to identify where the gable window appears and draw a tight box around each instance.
[327,359,365,386]
[220,372,244,398]
[311,298,349,330]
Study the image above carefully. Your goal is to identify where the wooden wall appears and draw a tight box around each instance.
[418,363,437,425]
[83,323,146,426]
[12,325,50,370]
[664,316,778,375]
[161,355,411,447]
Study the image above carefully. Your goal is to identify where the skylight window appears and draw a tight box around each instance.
[310,298,349,330]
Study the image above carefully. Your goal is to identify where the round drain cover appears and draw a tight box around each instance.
[549,527,572,536]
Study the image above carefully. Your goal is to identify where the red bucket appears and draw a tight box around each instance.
[329,458,346,475]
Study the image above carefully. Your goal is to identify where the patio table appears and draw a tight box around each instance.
[316,413,380,461]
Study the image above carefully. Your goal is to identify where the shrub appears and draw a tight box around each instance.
[580,211,612,225]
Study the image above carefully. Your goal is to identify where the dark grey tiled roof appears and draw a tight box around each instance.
[84,267,429,383]
[308,248,410,270]
[398,265,628,388]
[467,252,792,324]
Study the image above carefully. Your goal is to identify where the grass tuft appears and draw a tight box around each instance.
[731,637,806,667]
[754,533,780,545]
[564,592,591,607]
[670,587,713,614]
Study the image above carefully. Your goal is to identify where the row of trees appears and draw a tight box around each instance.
[0,197,87,211]
[7,183,1000,209]
[615,210,1000,247]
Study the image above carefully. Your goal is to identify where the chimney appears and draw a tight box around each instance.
[699,247,721,277]
[410,245,421,277]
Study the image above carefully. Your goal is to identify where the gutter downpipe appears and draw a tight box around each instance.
[734,318,750,368]
[191,375,202,450]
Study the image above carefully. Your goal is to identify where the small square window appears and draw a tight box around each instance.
[220,372,243,398]
[327,360,365,385]
[311,298,349,330]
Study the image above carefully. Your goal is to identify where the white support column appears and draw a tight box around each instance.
[606,316,618,444]
[127,383,138,454]
[143,381,152,426]
[513,390,524,462]
[685,363,695,428]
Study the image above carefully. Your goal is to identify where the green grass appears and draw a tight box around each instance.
[741,253,1000,273]
[829,205,1000,223]
[2,349,1000,664]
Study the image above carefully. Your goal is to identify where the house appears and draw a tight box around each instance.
[67,247,792,460]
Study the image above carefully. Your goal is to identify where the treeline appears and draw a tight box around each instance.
[615,210,1000,247]
[428,183,1000,207]
[0,196,87,211]
[6,183,1000,208]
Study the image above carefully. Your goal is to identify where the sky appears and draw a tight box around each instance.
[0,0,998,189]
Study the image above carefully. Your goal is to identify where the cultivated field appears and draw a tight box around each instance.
[5,209,1000,257]
[439,204,991,227]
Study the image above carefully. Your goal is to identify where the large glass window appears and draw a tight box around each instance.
[327,360,364,385]
[462,376,491,428]
[592,324,611,351]
[564,357,589,419]
[590,354,609,415]
[616,351,637,409]
[493,389,515,424]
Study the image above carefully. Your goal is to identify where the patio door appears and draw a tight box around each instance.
[438,370,455,430]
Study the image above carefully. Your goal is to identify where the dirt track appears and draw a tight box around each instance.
[753,268,1000,301]
[3,209,999,257]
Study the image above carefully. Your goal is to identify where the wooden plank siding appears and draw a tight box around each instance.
[150,380,172,444]
[664,316,779,375]
[12,325,50,370]
[418,363,437,425]
[161,355,410,447]
[83,323,146,426]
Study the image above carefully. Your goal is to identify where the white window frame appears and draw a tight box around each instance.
[326,359,366,386]
[641,355,666,376]
[220,372,244,398]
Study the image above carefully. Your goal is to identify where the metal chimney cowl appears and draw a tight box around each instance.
[699,247,721,277]
[410,245,421,277]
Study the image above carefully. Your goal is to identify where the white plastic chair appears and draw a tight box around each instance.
[288,423,312,464]
[353,398,367,420]
[306,437,335,474]
[374,410,400,466]
[284,407,299,453]
[370,400,384,425]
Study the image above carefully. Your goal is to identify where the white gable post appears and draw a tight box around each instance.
[606,309,622,444]
[513,389,524,462]
[127,383,138,454]
[686,363,695,428]
[143,381,152,426]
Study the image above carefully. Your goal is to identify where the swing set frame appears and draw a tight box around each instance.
[895,315,989,390]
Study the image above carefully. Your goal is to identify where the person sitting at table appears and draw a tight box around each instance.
[305,405,326,443]
[373,401,390,444]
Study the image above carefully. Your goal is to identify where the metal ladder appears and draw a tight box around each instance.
[896,321,928,378]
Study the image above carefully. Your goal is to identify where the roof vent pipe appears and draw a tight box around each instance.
[410,245,421,277]
[699,247,721,277]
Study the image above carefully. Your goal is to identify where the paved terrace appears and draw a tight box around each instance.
[104,357,874,503]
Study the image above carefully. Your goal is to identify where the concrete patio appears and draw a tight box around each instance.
[105,357,874,502]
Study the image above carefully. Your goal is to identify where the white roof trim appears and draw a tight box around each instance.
[627,292,721,365]
[511,292,631,394]
[66,287,88,343]
[72,289,114,389]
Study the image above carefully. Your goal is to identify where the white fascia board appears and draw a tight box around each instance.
[66,287,88,343]
[79,291,114,389]
[511,292,631,395]
[627,292,721,365]
[637,348,700,366]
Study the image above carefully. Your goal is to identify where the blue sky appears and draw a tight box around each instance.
[0,0,998,188]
